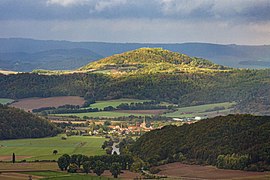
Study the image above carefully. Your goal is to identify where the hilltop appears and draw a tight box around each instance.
[79,48,228,75]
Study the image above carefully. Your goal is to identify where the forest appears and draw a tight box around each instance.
[0,48,270,114]
[0,105,60,139]
[130,114,270,171]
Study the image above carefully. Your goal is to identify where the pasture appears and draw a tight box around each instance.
[10,96,85,111]
[164,102,236,118]
[90,98,149,110]
[0,135,105,161]
[54,111,152,118]
[0,98,14,105]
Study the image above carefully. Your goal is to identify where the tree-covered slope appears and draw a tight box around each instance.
[80,48,227,74]
[130,114,270,170]
[0,105,60,139]
[0,48,269,114]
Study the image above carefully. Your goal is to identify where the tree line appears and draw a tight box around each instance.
[57,154,134,178]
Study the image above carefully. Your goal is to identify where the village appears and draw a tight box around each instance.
[49,116,201,137]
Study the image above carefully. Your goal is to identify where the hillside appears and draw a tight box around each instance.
[0,48,269,114]
[0,105,60,140]
[79,48,228,74]
[1,38,270,71]
[130,114,270,171]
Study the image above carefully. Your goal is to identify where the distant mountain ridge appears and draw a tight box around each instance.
[1,38,270,71]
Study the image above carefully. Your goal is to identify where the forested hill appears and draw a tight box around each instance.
[130,114,270,171]
[79,48,227,74]
[0,48,269,114]
[0,105,60,140]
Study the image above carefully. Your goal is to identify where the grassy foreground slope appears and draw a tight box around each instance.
[130,114,270,170]
[0,135,106,161]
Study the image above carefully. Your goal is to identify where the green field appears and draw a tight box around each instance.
[54,111,151,118]
[90,98,149,110]
[164,102,236,118]
[0,98,14,105]
[22,171,112,180]
[0,135,106,161]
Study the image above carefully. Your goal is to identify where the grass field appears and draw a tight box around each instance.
[23,171,112,180]
[54,111,152,118]
[0,135,106,161]
[0,98,14,105]
[90,98,149,110]
[164,102,236,118]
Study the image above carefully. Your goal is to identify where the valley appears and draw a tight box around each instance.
[0,48,270,179]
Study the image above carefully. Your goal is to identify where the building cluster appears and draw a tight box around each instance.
[108,119,155,135]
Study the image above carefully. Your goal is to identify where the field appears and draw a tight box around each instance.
[0,135,105,161]
[157,162,270,180]
[10,96,85,111]
[54,111,152,118]
[90,98,149,110]
[0,162,142,179]
[0,98,14,105]
[164,102,236,118]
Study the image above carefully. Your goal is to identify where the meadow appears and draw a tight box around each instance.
[0,135,106,161]
[164,102,236,118]
[90,98,149,110]
[0,98,14,105]
[54,111,152,118]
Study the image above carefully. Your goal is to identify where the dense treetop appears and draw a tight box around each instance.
[0,105,60,139]
[130,114,270,171]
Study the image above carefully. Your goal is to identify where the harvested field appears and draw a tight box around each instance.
[157,162,270,179]
[10,96,85,111]
[116,109,168,115]
[0,156,32,161]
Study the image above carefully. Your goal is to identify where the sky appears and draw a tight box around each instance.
[0,0,270,45]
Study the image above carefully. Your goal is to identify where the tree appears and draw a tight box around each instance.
[93,160,105,176]
[110,162,121,178]
[53,150,58,155]
[57,154,70,171]
[12,153,15,163]
[70,154,87,168]
[82,161,92,174]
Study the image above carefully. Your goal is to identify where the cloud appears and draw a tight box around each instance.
[46,0,88,7]
[0,0,270,44]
